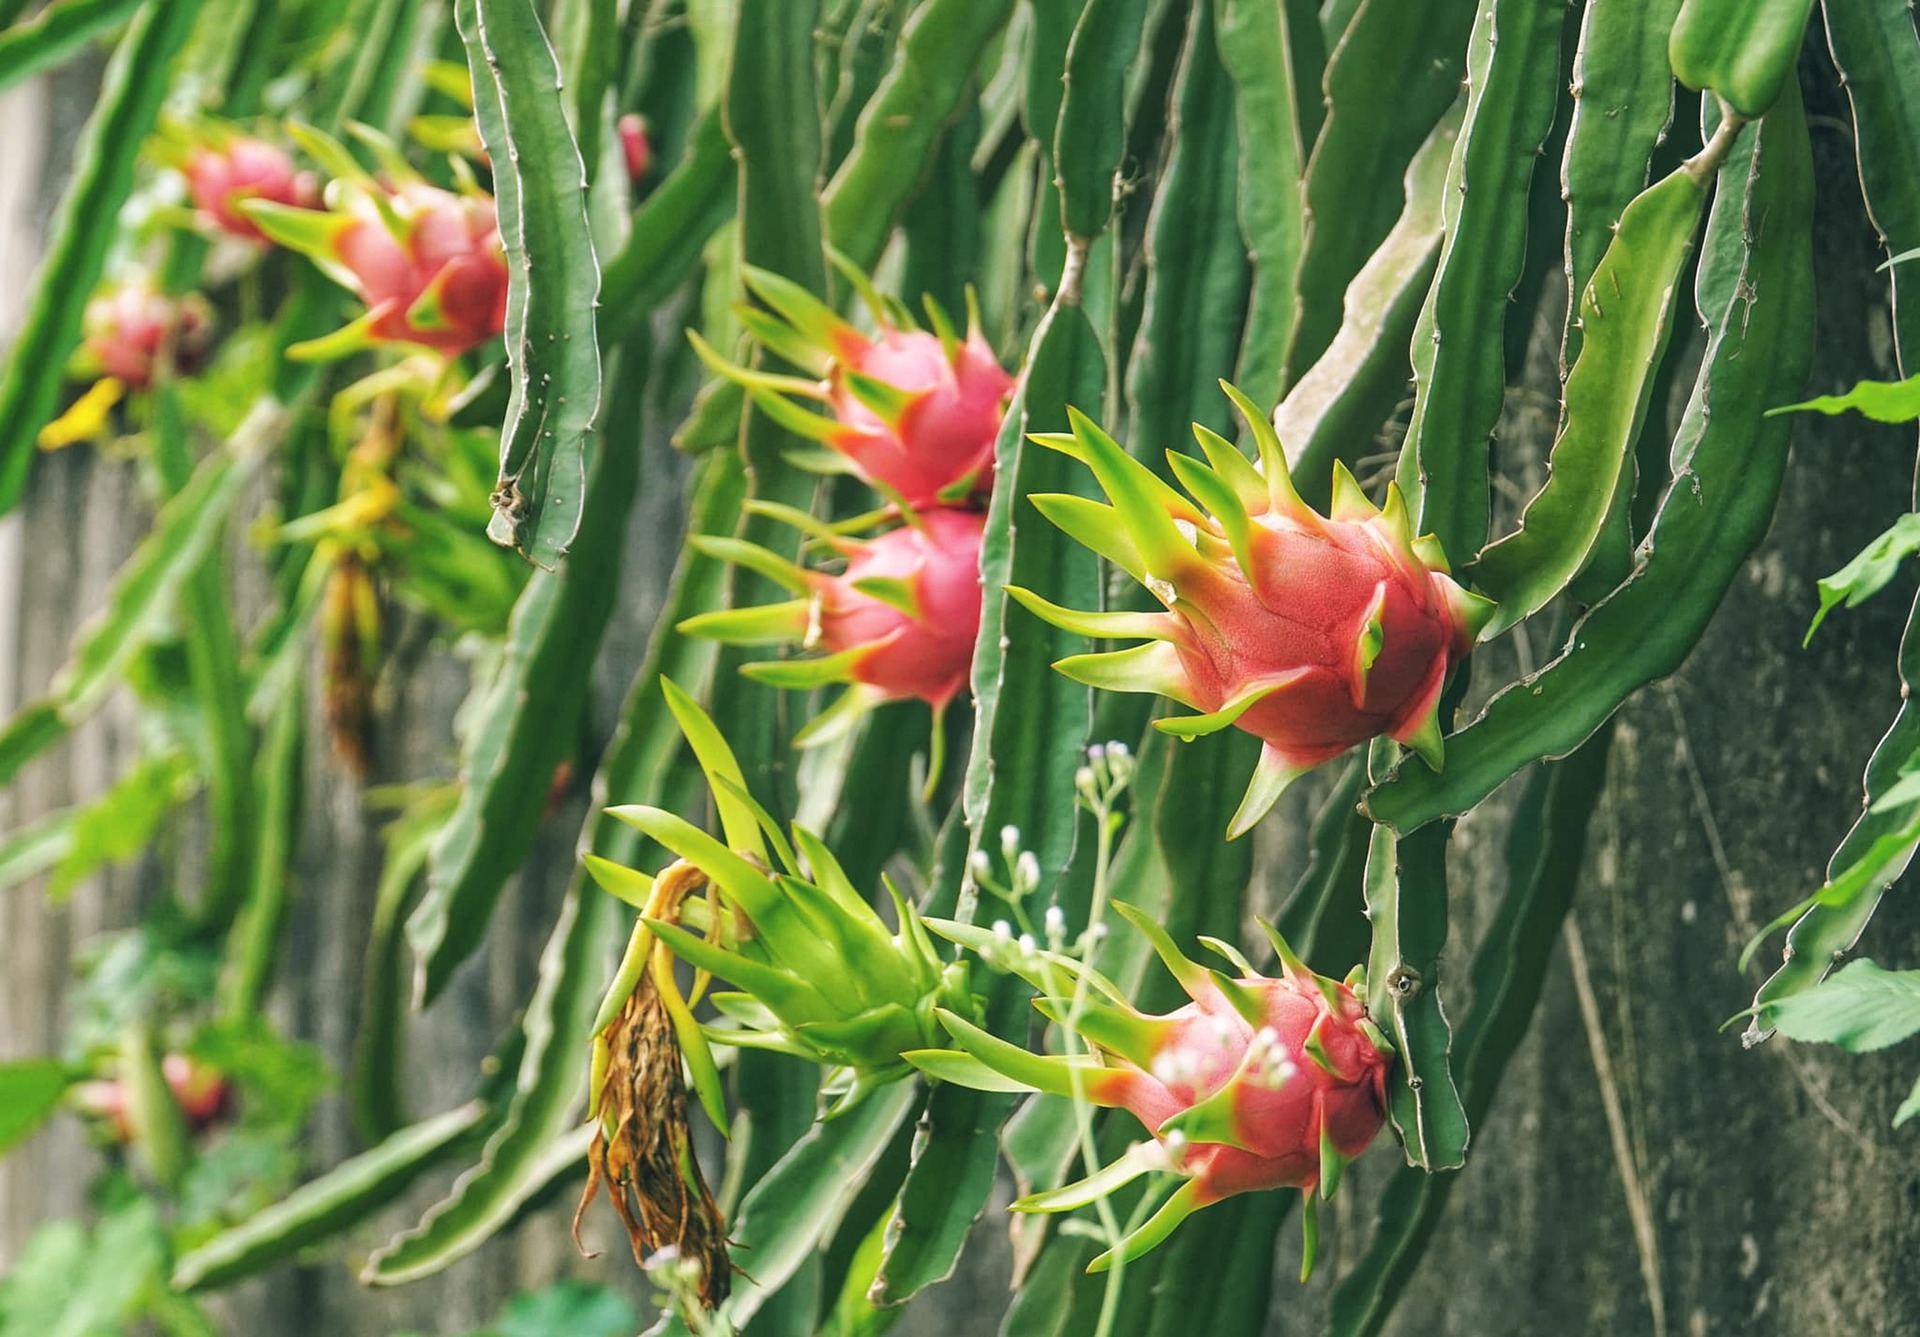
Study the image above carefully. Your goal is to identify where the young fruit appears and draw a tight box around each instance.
[242,127,509,358]
[184,136,318,242]
[1010,384,1494,837]
[679,507,984,752]
[71,1054,232,1142]
[913,907,1392,1277]
[690,263,1012,508]
[80,284,212,390]
[618,113,652,186]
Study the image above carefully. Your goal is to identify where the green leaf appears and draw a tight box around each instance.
[462,0,603,565]
[0,0,144,93]
[0,1059,69,1159]
[0,804,76,895]
[0,0,204,510]
[1773,372,1920,423]
[1804,512,1920,644]
[1053,0,1155,241]
[494,1280,638,1337]
[1896,1073,1920,1127]
[1767,960,1920,1053]
[47,750,196,902]
[1746,0,1920,1030]
[0,1199,163,1337]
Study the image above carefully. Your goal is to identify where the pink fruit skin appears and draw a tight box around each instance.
[619,114,652,185]
[82,287,209,389]
[334,183,509,353]
[1093,974,1389,1204]
[186,139,318,242]
[1169,510,1473,770]
[72,1055,232,1142]
[825,328,1011,507]
[812,507,984,709]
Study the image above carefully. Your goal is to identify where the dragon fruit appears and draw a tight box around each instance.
[680,507,984,719]
[81,283,211,389]
[1009,384,1493,838]
[242,133,508,358]
[184,135,317,241]
[690,264,1011,507]
[618,113,652,185]
[915,906,1391,1277]
[72,1054,232,1142]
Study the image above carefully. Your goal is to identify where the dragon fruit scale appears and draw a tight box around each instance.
[1008,383,1494,839]
[689,263,1012,508]
[679,506,984,722]
[913,906,1391,1277]
[184,134,318,242]
[241,128,508,358]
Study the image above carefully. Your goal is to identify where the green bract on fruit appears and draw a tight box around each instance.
[1010,384,1494,838]
[241,125,508,358]
[912,907,1391,1278]
[690,262,1012,508]
[677,506,985,752]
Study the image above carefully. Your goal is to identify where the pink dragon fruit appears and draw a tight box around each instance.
[81,284,211,389]
[690,264,1012,508]
[72,1054,233,1142]
[618,113,652,185]
[680,507,984,718]
[245,168,508,356]
[184,136,318,241]
[1009,384,1493,838]
[917,907,1391,1277]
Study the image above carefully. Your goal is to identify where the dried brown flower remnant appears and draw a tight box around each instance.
[574,861,730,1309]
[321,552,378,775]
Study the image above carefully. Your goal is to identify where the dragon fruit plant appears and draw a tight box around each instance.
[582,681,978,1122]
[1009,384,1494,838]
[690,262,1012,509]
[913,906,1391,1278]
[179,131,319,242]
[679,505,985,754]
[242,127,508,358]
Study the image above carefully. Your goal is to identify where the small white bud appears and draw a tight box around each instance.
[1015,851,1041,893]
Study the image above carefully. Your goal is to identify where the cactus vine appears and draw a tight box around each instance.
[1,1,1919,1335]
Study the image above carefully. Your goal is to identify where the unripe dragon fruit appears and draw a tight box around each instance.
[81,284,212,389]
[184,136,317,241]
[690,264,1011,507]
[680,507,984,720]
[242,130,508,357]
[914,906,1391,1277]
[1010,384,1494,838]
